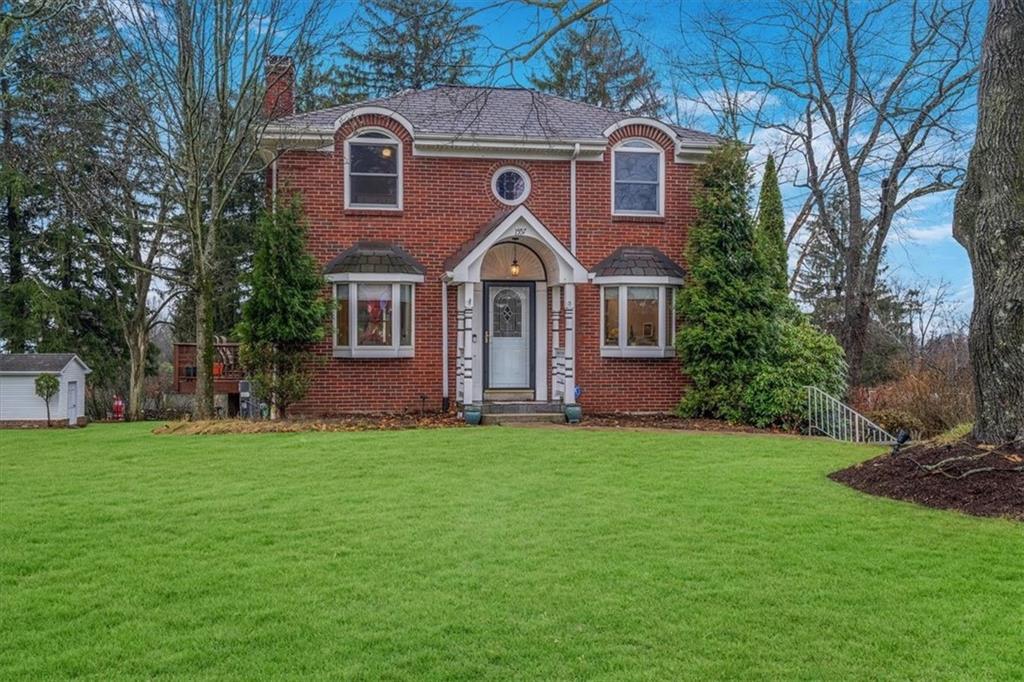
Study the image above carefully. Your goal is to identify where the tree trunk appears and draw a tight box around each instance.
[127,324,148,421]
[193,274,216,419]
[952,0,1024,444]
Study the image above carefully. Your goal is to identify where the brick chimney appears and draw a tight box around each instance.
[264,55,295,119]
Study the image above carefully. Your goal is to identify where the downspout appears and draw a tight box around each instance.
[441,280,449,412]
[570,142,580,254]
[271,159,278,211]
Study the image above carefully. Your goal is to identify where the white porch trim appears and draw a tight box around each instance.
[444,206,588,285]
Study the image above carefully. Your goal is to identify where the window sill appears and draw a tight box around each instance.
[344,208,403,217]
[611,214,666,223]
[600,346,676,359]
[333,347,415,359]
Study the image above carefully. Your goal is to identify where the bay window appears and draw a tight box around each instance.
[600,284,678,358]
[332,281,416,358]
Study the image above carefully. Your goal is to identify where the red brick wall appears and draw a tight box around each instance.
[276,114,696,415]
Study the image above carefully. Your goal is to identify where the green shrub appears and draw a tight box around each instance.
[743,317,847,429]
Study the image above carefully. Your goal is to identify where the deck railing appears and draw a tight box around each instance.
[806,385,895,444]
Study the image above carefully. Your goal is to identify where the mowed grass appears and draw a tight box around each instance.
[1,424,1021,680]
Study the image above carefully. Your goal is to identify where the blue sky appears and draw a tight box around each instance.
[327,0,977,315]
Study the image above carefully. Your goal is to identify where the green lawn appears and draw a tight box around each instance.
[1,424,1021,680]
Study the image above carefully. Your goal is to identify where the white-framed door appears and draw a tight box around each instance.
[485,282,534,389]
[67,380,78,425]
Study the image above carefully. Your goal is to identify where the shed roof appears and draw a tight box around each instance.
[0,353,90,374]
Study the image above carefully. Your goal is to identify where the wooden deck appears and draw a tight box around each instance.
[173,343,243,395]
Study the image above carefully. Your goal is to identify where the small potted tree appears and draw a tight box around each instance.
[35,374,60,427]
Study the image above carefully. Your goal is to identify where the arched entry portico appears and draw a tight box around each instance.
[443,206,588,406]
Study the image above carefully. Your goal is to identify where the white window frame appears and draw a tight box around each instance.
[598,280,679,358]
[344,128,403,210]
[491,166,532,206]
[611,138,665,217]
[328,274,421,358]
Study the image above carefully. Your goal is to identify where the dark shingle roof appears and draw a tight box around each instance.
[592,247,685,279]
[324,241,425,276]
[272,86,721,146]
[443,209,516,270]
[0,353,77,373]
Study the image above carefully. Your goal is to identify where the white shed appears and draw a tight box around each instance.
[0,354,92,426]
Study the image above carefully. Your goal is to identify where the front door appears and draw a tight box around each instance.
[485,283,533,389]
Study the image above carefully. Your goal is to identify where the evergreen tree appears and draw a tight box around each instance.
[675,142,779,421]
[530,17,663,115]
[236,198,328,418]
[341,0,479,98]
[0,2,133,413]
[754,155,788,297]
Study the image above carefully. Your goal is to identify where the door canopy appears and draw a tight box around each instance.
[444,206,588,285]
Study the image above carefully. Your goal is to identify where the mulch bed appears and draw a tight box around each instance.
[581,413,787,434]
[830,440,1024,521]
[153,413,465,435]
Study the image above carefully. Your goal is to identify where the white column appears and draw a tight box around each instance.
[564,283,576,404]
[550,286,563,401]
[455,284,465,404]
[462,283,476,405]
[441,281,449,405]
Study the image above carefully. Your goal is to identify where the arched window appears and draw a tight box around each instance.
[345,129,402,209]
[611,138,664,216]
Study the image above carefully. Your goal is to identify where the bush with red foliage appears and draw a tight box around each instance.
[852,335,973,438]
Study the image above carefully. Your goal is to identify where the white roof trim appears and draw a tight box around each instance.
[602,117,682,142]
[67,355,93,374]
[335,106,416,138]
[591,275,684,286]
[325,272,424,283]
[445,206,588,284]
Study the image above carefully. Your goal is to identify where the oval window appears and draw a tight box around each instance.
[492,167,530,205]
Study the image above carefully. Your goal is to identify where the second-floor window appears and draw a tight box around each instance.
[346,130,402,210]
[612,138,663,216]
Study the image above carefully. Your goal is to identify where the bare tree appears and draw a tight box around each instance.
[89,0,333,418]
[952,0,1024,444]
[672,0,980,386]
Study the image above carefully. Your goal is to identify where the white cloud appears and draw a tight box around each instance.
[897,223,954,244]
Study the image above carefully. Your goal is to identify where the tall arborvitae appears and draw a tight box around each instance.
[341,0,479,98]
[675,142,779,421]
[754,155,788,298]
[530,17,663,115]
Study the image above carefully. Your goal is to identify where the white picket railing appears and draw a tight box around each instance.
[806,386,896,444]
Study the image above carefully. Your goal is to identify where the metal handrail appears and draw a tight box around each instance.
[806,386,895,444]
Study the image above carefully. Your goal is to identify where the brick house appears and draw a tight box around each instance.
[258,58,722,417]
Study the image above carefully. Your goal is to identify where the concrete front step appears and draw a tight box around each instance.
[482,401,563,415]
[483,389,535,401]
[481,412,565,425]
